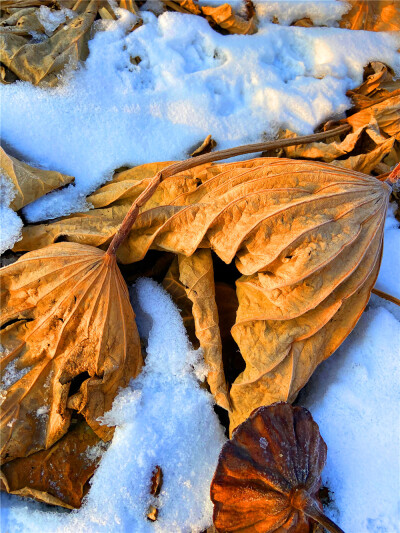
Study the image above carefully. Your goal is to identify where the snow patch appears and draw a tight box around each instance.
[0,175,23,254]
[375,202,400,300]
[37,6,76,36]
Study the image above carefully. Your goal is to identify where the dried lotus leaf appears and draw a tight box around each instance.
[0,242,142,463]
[11,159,391,431]
[211,402,343,533]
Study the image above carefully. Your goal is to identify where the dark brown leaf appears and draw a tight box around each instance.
[1,421,104,509]
[211,402,343,533]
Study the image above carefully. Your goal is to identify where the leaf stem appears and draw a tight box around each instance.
[372,288,400,307]
[105,124,350,257]
[290,488,345,533]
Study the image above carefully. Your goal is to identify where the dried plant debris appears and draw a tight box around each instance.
[12,156,392,430]
[262,62,400,178]
[164,250,230,410]
[211,402,344,533]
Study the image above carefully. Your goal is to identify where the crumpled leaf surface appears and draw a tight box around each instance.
[164,250,230,410]
[211,402,328,533]
[1,420,103,509]
[346,61,400,111]
[0,0,97,86]
[0,146,75,211]
[344,93,400,138]
[275,126,398,175]
[14,159,391,429]
[0,242,142,463]
[0,8,45,37]
[262,72,399,177]
[340,0,400,31]
[202,3,256,35]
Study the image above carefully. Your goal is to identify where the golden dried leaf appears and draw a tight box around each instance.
[163,256,198,348]
[345,93,400,137]
[179,0,201,15]
[340,0,400,31]
[13,160,207,253]
[178,250,230,410]
[202,3,256,34]
[331,134,396,174]
[1,421,103,509]
[0,242,142,463]
[162,252,230,410]
[0,1,53,8]
[0,147,75,211]
[347,62,400,111]
[190,134,217,157]
[12,159,391,429]
[0,0,98,86]
[118,0,139,14]
[291,17,313,27]
[0,8,45,37]
[211,403,343,533]
[276,126,397,174]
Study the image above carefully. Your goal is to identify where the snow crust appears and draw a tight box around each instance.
[1,9,399,224]
[301,296,400,532]
[1,279,226,533]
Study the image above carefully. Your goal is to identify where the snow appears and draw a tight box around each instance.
[300,295,400,532]
[254,0,350,27]
[0,8,399,227]
[37,6,76,36]
[375,203,400,300]
[0,176,23,255]
[1,279,226,533]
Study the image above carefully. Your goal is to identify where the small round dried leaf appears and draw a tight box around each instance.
[211,403,342,533]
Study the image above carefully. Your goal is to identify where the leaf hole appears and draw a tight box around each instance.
[67,372,90,397]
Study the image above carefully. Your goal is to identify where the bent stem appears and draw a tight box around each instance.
[291,488,345,533]
[372,288,400,307]
[106,124,351,257]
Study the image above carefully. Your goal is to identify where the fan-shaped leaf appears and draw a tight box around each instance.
[0,242,142,463]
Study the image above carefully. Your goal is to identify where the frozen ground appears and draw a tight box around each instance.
[1,3,400,532]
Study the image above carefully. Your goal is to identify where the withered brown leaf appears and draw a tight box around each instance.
[346,62,400,111]
[177,250,230,410]
[0,0,98,86]
[340,0,400,31]
[1,421,103,509]
[0,147,75,211]
[12,157,391,430]
[211,402,343,533]
[202,3,256,34]
[0,242,142,463]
